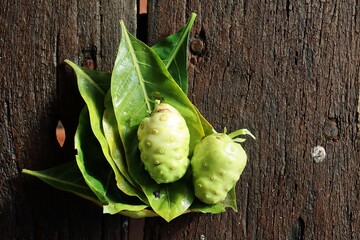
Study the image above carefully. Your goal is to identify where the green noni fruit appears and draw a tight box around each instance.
[137,100,190,184]
[191,129,255,204]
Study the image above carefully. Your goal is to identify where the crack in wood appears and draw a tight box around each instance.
[289,217,305,240]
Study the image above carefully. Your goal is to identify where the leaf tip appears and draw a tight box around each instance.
[190,12,197,20]
[188,13,197,26]
[119,20,127,31]
[21,168,35,176]
[64,59,77,70]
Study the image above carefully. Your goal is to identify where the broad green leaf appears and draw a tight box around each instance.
[23,161,154,217]
[145,179,194,221]
[151,13,216,136]
[150,13,216,136]
[22,161,101,205]
[152,13,196,94]
[74,107,121,202]
[110,21,202,221]
[23,162,162,218]
[82,68,111,92]
[75,107,149,214]
[103,92,140,189]
[76,65,142,193]
[66,60,146,202]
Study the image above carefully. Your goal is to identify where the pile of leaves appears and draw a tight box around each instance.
[23,13,253,222]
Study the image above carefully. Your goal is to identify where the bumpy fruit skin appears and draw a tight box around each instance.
[137,102,190,184]
[191,133,247,204]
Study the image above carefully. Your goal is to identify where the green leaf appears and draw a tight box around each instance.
[82,68,111,92]
[65,60,146,202]
[103,92,140,189]
[73,64,143,194]
[75,107,148,213]
[22,161,101,205]
[150,13,216,137]
[22,162,155,217]
[147,179,194,221]
[152,13,196,94]
[110,21,203,221]
[189,200,226,214]
[103,202,149,215]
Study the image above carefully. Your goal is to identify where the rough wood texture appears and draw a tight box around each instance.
[2,0,360,239]
[0,1,136,239]
[145,1,360,239]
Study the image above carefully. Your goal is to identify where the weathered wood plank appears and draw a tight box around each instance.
[145,1,360,239]
[0,0,136,239]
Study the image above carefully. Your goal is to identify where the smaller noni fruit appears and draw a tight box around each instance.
[137,100,190,184]
[191,129,255,204]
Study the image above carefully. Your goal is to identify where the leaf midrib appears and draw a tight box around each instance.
[165,13,197,69]
[22,169,89,191]
[120,21,151,114]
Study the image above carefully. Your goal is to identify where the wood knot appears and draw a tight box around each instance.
[190,39,205,55]
[323,119,338,141]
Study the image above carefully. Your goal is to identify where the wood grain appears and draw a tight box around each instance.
[1,0,360,239]
[145,1,360,239]
[0,0,136,239]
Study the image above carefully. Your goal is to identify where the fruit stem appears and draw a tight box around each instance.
[154,99,161,108]
[228,129,256,140]
[223,127,227,134]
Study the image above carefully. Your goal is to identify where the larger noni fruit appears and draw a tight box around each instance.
[137,100,190,184]
[191,129,255,204]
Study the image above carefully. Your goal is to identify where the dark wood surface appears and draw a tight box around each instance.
[1,0,360,239]
[145,1,360,239]
[0,1,136,239]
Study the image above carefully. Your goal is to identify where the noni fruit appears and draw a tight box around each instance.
[191,129,255,204]
[137,100,190,184]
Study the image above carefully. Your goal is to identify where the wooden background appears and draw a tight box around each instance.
[1,0,360,239]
